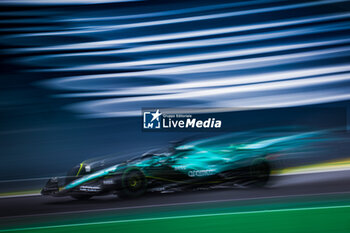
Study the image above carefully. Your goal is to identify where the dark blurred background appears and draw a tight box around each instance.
[0,0,350,182]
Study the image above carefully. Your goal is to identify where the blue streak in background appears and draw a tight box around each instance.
[1,0,350,118]
[62,0,281,22]
[9,13,350,51]
[7,0,349,38]
[0,0,141,5]
[26,21,349,57]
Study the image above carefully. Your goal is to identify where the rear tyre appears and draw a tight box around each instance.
[117,168,147,199]
[249,159,270,187]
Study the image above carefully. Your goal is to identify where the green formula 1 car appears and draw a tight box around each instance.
[42,131,318,200]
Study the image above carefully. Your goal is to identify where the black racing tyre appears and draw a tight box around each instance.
[249,159,270,187]
[70,194,92,200]
[117,168,147,199]
[65,165,93,200]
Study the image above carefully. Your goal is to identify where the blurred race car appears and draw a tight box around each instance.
[42,132,318,200]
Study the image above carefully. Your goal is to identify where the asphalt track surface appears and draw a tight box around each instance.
[1,170,350,219]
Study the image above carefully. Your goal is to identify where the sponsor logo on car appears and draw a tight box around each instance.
[79,186,101,192]
[173,165,187,171]
[188,169,216,177]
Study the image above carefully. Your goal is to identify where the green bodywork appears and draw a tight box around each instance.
[64,131,320,190]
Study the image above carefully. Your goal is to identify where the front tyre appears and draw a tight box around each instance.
[65,164,93,200]
[117,168,147,199]
[70,194,92,200]
[250,159,270,187]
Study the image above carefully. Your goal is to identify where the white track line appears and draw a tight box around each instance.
[0,193,40,199]
[1,204,350,232]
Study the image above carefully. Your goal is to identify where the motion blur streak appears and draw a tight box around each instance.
[47,46,350,80]
[1,0,350,118]
[10,0,347,37]
[36,22,350,57]
[61,0,281,22]
[50,38,350,71]
[58,65,350,96]
[70,73,350,118]
[11,13,350,51]
[0,0,141,5]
